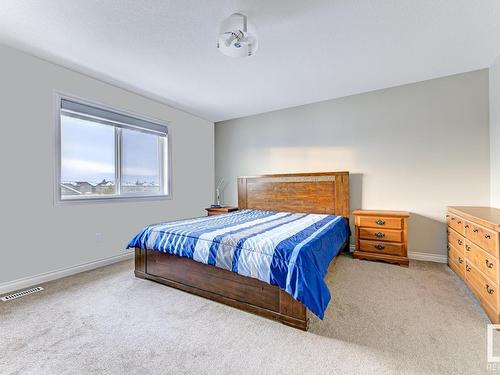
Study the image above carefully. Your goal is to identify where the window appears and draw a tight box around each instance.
[57,96,170,201]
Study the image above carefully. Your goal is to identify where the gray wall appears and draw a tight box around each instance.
[215,70,490,259]
[491,55,500,208]
[0,45,214,286]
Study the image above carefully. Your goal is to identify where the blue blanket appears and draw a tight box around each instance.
[127,209,349,319]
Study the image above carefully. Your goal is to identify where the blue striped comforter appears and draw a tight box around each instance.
[127,209,349,318]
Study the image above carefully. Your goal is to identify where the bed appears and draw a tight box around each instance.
[130,171,350,330]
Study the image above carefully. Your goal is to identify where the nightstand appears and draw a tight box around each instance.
[205,206,238,216]
[353,210,410,266]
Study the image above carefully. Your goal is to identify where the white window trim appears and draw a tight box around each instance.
[54,92,173,204]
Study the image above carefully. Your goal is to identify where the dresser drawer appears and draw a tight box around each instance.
[448,254,465,279]
[359,228,403,243]
[357,216,403,230]
[464,221,499,257]
[465,261,499,311]
[466,240,498,283]
[449,258,464,279]
[359,240,404,256]
[448,244,465,271]
[448,228,465,253]
[447,213,465,235]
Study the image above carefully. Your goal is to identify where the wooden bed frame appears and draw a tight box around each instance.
[134,171,350,330]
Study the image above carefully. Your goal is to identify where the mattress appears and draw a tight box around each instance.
[127,209,349,318]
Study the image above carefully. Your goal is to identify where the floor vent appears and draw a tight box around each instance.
[1,286,44,302]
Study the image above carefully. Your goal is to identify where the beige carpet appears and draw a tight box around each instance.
[0,254,493,374]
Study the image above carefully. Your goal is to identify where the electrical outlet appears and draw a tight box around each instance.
[95,232,103,243]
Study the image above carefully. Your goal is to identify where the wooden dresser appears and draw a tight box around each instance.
[447,206,500,323]
[353,210,410,266]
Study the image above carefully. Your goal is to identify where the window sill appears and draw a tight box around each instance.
[56,194,172,204]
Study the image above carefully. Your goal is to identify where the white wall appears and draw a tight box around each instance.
[491,55,500,208]
[0,45,214,288]
[215,70,490,258]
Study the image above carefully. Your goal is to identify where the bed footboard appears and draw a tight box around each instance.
[134,247,309,330]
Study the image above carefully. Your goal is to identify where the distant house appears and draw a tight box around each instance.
[61,181,95,195]
[94,179,115,194]
[60,181,95,195]
[73,181,95,194]
[121,180,159,194]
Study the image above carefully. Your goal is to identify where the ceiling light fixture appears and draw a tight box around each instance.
[217,13,258,58]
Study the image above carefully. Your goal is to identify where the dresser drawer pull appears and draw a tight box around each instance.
[466,265,471,272]
[465,244,471,251]
[374,244,385,250]
[375,219,385,226]
[485,234,491,239]
[473,228,479,233]
[374,232,385,238]
[457,239,463,246]
[457,220,462,224]
[451,217,455,221]
[486,259,494,269]
[464,224,469,229]
[486,284,495,295]
[458,257,463,264]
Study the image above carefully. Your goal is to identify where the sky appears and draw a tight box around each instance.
[61,115,160,184]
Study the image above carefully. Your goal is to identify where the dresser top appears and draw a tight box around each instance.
[448,206,500,231]
[352,209,409,217]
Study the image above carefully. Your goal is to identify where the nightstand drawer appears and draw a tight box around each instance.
[359,228,403,242]
[356,216,403,230]
[359,240,404,256]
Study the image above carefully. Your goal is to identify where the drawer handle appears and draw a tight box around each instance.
[486,259,494,269]
[446,214,450,218]
[457,221,462,224]
[485,234,491,240]
[473,229,479,233]
[465,244,471,251]
[458,257,463,264]
[375,219,385,226]
[451,217,455,221]
[486,284,495,295]
[457,239,463,245]
[464,224,469,229]
[466,265,471,272]
[374,244,385,250]
[374,232,385,238]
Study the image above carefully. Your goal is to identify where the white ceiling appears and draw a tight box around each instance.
[1,1,500,122]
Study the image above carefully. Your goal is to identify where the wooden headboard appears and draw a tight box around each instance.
[237,171,349,218]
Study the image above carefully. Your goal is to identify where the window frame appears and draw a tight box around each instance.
[54,92,172,204]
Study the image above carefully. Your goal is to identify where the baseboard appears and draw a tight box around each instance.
[0,252,134,295]
[348,244,446,263]
[407,251,447,263]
